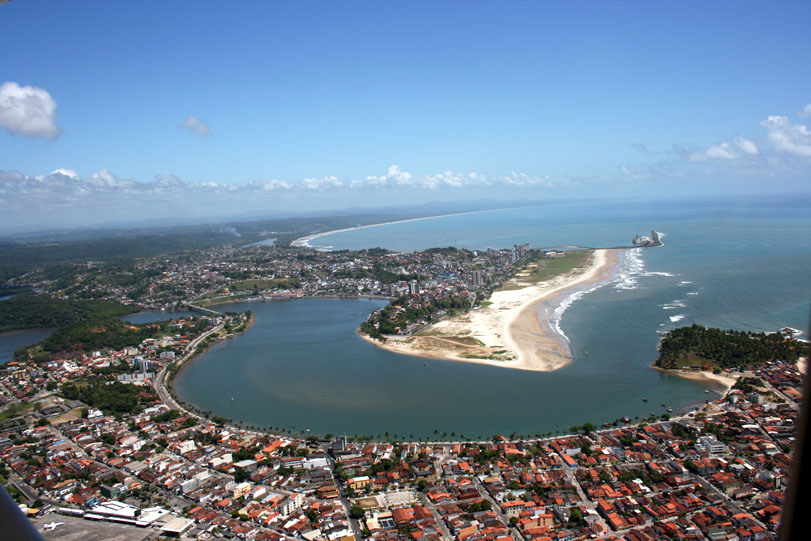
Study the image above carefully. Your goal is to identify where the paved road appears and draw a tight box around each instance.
[154,323,223,412]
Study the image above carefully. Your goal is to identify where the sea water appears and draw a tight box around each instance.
[173,194,811,438]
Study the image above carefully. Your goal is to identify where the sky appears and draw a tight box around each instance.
[1,1,811,232]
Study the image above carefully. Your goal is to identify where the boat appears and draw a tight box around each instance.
[661,403,666,407]
[667,407,673,413]
[642,398,648,402]
[231,397,234,402]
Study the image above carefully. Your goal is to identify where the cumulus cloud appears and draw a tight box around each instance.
[733,136,759,156]
[179,115,211,137]
[0,165,587,215]
[800,103,811,117]
[760,115,811,157]
[0,81,60,139]
[688,136,759,162]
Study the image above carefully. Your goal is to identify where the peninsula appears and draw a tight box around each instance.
[360,248,620,371]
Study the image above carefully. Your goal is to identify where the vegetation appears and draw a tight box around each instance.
[499,249,591,290]
[360,294,472,338]
[0,402,35,422]
[16,316,200,361]
[0,294,138,332]
[527,249,592,283]
[655,324,804,370]
[60,380,156,415]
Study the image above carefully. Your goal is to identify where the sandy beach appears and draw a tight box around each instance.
[656,368,738,396]
[360,248,620,371]
[291,206,528,248]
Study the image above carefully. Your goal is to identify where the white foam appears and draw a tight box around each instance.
[687,291,699,296]
[679,281,692,285]
[549,282,604,343]
[669,314,686,323]
[613,248,677,290]
[660,300,687,310]
[613,248,645,290]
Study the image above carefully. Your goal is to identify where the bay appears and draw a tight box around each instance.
[175,194,810,438]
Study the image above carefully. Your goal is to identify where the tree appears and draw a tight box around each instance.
[233,467,249,483]
[349,506,365,519]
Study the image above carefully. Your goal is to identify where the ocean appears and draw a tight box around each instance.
[173,194,811,438]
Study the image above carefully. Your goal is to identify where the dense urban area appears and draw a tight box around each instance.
[0,239,806,540]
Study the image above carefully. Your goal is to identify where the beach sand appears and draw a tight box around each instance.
[360,248,620,372]
[660,368,738,396]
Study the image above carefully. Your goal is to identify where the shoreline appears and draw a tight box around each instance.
[198,294,392,308]
[359,249,621,372]
[166,312,256,394]
[652,365,738,397]
[290,206,533,248]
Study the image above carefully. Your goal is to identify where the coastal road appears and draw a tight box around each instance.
[154,323,224,412]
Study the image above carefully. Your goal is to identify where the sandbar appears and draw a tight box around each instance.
[360,249,620,371]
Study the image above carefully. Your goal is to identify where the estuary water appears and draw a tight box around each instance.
[0,328,55,366]
[174,195,810,438]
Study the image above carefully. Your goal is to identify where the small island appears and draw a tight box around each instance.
[653,324,806,393]
[655,324,804,371]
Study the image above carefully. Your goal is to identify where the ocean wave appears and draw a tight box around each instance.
[660,300,687,310]
[613,248,677,290]
[548,282,604,343]
[679,281,692,285]
[613,248,645,290]
[669,314,686,323]
[687,291,699,296]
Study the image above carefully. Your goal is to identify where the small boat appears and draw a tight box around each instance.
[705,389,710,393]
[661,403,667,407]
[642,398,648,402]
[667,407,673,413]
[231,397,234,402]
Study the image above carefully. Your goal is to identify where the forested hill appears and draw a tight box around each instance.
[0,294,137,332]
[655,324,804,370]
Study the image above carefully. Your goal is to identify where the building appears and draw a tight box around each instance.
[700,435,726,456]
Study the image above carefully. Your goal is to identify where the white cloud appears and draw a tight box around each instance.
[50,168,80,180]
[0,165,586,215]
[0,81,60,139]
[800,103,811,117]
[179,115,211,137]
[760,115,811,157]
[733,136,759,156]
[688,136,759,162]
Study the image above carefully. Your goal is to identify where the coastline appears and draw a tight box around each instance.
[164,313,256,396]
[290,206,531,248]
[359,249,621,372]
[652,365,738,397]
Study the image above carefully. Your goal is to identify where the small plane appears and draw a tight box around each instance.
[43,522,64,531]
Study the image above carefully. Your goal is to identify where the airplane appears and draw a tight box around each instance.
[43,522,64,531]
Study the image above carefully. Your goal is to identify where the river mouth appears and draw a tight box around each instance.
[172,298,718,439]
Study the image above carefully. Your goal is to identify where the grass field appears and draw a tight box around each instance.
[499,250,592,291]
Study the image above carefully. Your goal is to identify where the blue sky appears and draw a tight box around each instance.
[1,1,810,231]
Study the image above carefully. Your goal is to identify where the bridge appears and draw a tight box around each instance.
[183,302,224,317]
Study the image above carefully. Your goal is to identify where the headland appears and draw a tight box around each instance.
[360,248,620,371]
